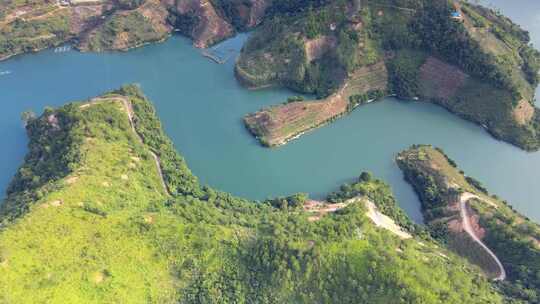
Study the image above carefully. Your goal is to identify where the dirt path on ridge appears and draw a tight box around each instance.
[304,197,411,240]
[80,97,171,196]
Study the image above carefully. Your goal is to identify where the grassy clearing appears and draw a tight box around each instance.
[84,7,169,52]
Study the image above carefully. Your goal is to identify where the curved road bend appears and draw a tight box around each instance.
[81,97,171,196]
[459,193,506,281]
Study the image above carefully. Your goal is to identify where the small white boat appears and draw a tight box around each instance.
[54,46,71,53]
[0,70,12,75]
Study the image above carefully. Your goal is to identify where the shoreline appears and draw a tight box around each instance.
[254,97,382,148]
[250,93,538,152]
[0,33,172,63]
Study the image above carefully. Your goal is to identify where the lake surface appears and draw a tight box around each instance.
[1,1,539,223]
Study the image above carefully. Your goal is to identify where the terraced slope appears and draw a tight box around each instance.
[244,61,388,147]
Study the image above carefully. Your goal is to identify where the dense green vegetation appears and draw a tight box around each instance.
[85,11,168,52]
[1,103,83,224]
[413,1,514,93]
[348,89,385,110]
[464,2,540,89]
[397,145,540,303]
[236,0,359,97]
[0,13,71,59]
[117,0,146,10]
[265,0,330,17]
[326,171,421,235]
[474,197,540,303]
[115,86,202,198]
[0,86,507,303]
[386,50,426,99]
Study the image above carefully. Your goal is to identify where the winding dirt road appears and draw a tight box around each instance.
[305,197,411,240]
[365,200,412,239]
[459,193,506,281]
[80,97,171,196]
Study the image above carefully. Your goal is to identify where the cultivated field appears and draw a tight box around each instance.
[419,57,468,100]
[244,61,388,146]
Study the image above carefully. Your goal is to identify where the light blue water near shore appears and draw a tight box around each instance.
[1,2,540,223]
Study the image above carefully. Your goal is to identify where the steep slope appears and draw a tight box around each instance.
[79,0,173,52]
[0,86,504,303]
[0,0,272,59]
[397,145,540,303]
[239,0,540,151]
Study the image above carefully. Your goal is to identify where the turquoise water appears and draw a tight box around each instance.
[1,2,540,223]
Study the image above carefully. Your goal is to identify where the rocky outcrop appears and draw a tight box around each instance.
[231,0,272,29]
[304,35,337,63]
[79,0,172,52]
[169,0,233,48]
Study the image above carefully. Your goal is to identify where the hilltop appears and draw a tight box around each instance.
[0,85,506,303]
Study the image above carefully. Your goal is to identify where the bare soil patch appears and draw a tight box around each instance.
[176,0,233,48]
[419,57,468,100]
[513,99,535,125]
[303,200,347,221]
[304,35,337,62]
[92,270,109,284]
[365,200,411,239]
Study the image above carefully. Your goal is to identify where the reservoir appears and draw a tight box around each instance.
[1,0,539,223]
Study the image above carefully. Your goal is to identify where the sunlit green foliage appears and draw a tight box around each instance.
[86,11,168,52]
[0,14,71,59]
